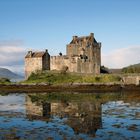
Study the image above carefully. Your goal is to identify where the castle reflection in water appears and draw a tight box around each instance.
[25,94,102,137]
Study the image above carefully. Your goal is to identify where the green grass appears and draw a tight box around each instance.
[22,71,122,84]
[0,78,11,84]
[122,63,140,73]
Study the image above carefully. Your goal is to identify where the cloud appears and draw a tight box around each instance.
[102,46,140,68]
[0,40,27,74]
[0,94,25,113]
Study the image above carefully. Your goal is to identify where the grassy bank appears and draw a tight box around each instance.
[23,71,121,84]
[0,78,11,84]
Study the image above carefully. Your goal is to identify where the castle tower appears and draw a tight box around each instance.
[25,50,50,79]
[66,33,101,74]
[45,49,50,70]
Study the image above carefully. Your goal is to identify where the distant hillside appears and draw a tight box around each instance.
[122,63,140,73]
[130,63,140,67]
[100,66,122,74]
[101,63,140,74]
[109,69,122,74]
[0,68,24,79]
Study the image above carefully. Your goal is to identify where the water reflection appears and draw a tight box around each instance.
[0,93,25,117]
[26,95,102,137]
[0,92,140,140]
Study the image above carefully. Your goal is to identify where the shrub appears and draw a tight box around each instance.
[95,76,101,82]
[0,78,11,84]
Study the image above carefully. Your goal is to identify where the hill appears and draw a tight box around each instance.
[109,69,122,74]
[100,66,122,74]
[122,63,140,73]
[0,68,24,79]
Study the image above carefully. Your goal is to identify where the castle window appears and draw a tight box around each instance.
[80,55,83,59]
[80,54,88,62]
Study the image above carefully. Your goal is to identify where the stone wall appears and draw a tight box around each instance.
[50,56,70,71]
[25,57,43,79]
[122,76,140,85]
[50,55,101,74]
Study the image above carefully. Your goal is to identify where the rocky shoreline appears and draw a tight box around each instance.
[0,83,140,93]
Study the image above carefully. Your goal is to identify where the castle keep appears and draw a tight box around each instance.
[25,50,50,78]
[25,33,101,79]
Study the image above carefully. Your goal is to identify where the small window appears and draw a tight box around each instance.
[80,55,83,59]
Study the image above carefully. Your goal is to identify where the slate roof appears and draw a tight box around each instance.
[25,52,45,58]
[70,35,98,44]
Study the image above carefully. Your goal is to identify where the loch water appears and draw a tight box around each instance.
[0,92,140,140]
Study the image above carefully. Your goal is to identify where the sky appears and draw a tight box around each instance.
[0,0,140,74]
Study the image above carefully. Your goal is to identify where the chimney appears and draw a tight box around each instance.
[90,33,94,43]
[90,33,94,37]
[98,42,101,48]
[45,49,48,53]
[28,51,32,57]
[73,36,78,40]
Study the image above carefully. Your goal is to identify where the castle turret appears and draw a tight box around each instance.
[45,49,50,70]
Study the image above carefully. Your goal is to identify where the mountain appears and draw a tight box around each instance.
[0,68,24,79]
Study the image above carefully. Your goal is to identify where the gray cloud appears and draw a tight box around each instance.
[102,46,140,68]
[0,41,27,74]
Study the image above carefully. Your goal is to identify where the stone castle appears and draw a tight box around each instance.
[25,33,101,79]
